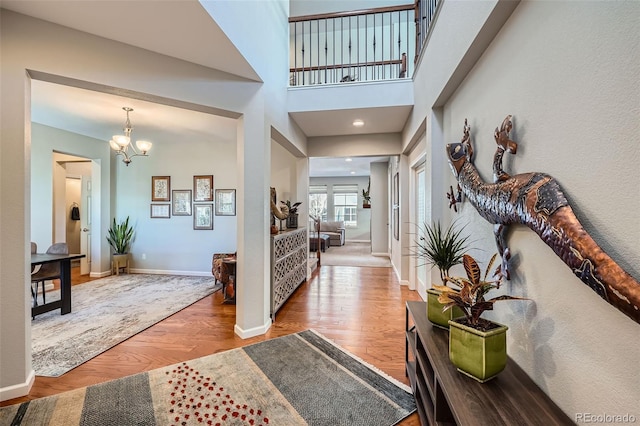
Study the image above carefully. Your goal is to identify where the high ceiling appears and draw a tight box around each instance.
[2,0,407,177]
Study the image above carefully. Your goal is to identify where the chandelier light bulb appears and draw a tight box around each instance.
[113,135,130,147]
[136,140,152,154]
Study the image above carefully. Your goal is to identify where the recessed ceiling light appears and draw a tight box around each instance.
[352,119,364,127]
[345,158,353,162]
[350,171,356,175]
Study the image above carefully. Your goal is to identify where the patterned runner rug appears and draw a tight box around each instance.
[31,274,221,377]
[2,330,416,425]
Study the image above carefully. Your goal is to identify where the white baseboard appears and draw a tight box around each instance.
[90,269,211,278]
[234,319,272,339]
[346,239,371,243]
[371,252,389,258]
[0,369,34,402]
[121,269,212,277]
[400,279,410,287]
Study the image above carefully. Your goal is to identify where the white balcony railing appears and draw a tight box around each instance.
[289,0,440,87]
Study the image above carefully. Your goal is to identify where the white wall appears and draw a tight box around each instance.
[201,0,309,338]
[437,1,639,418]
[290,0,409,17]
[114,129,237,274]
[370,161,389,255]
[271,140,299,206]
[308,133,402,158]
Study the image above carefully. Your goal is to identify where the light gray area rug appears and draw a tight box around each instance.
[321,242,392,267]
[32,274,221,377]
[4,330,416,425]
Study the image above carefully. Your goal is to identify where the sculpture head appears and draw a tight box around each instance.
[446,119,473,178]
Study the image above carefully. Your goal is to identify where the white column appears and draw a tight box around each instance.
[0,57,34,401]
[234,98,272,338]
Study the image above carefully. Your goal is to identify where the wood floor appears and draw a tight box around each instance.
[3,265,422,425]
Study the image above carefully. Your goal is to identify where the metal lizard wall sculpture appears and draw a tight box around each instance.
[446,116,640,324]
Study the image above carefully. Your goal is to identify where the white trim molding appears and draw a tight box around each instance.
[0,369,35,402]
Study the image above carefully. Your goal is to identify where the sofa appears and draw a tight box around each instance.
[319,221,346,246]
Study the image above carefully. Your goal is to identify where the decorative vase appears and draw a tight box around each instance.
[363,203,371,209]
[426,288,464,329]
[286,213,299,229]
[448,319,508,383]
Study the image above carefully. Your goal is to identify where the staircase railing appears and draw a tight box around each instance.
[415,0,440,62]
[289,4,415,86]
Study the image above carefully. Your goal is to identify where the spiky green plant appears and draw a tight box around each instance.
[413,221,471,283]
[435,253,527,329]
[362,179,371,203]
[106,216,134,254]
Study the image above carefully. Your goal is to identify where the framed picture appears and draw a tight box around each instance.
[152,176,171,201]
[215,189,236,216]
[193,204,214,230]
[193,175,214,202]
[150,203,171,218]
[393,206,399,241]
[393,172,399,207]
[172,190,192,216]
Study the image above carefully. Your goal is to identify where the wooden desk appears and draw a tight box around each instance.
[31,253,85,318]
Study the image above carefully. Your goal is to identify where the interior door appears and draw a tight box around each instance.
[80,175,91,275]
[415,163,427,298]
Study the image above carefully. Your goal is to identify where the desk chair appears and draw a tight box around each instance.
[31,242,68,307]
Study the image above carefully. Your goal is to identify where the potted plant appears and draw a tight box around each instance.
[413,221,470,328]
[281,200,302,229]
[435,253,527,382]
[106,216,134,274]
[362,179,371,208]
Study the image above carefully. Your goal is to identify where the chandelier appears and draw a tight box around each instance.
[109,107,152,166]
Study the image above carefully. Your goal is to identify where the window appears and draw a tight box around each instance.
[333,184,358,227]
[309,185,327,222]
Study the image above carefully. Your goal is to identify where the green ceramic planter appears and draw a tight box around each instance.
[426,288,464,330]
[448,319,508,383]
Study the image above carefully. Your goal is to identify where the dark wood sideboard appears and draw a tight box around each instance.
[405,301,574,425]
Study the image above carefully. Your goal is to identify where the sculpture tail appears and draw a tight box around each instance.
[541,206,640,323]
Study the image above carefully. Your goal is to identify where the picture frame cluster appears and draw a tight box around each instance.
[150,175,236,230]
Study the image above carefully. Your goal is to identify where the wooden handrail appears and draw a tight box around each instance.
[290,58,403,74]
[289,4,414,23]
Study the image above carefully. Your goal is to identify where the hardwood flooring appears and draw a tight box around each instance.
[4,265,422,425]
